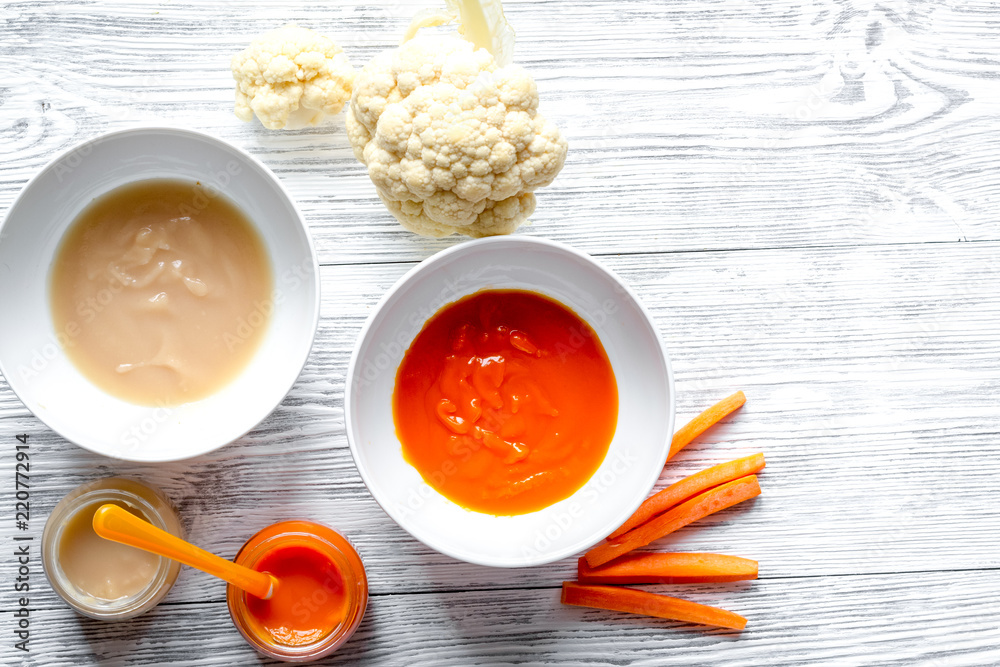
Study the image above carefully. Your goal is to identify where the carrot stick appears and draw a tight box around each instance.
[578,553,758,585]
[561,581,747,630]
[585,475,761,568]
[668,391,746,460]
[609,453,765,539]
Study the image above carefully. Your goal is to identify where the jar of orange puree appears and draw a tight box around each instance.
[227,520,368,662]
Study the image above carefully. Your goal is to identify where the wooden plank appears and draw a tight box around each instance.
[2,241,999,611]
[1,1,999,264]
[7,569,1000,665]
[3,1,1000,663]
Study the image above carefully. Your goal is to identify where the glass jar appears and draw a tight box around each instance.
[42,477,184,620]
[227,520,368,662]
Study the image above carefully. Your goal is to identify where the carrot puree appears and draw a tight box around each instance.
[245,543,347,647]
[394,289,619,515]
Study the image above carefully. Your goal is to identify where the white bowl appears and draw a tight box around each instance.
[345,236,674,567]
[0,127,319,462]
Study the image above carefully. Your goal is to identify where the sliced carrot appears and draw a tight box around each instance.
[609,453,765,539]
[585,475,761,568]
[668,390,746,460]
[578,552,758,585]
[561,581,747,630]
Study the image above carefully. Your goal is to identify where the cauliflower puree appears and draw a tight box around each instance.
[49,179,273,406]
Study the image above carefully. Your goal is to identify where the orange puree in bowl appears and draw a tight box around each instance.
[393,289,619,515]
[245,544,347,647]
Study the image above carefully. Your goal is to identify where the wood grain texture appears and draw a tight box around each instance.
[3,243,1000,605]
[3,0,1000,664]
[2,0,1000,264]
[9,570,1000,666]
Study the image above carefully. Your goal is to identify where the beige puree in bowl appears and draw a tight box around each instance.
[49,179,273,406]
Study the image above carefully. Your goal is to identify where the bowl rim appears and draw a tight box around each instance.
[344,235,675,567]
[0,125,321,461]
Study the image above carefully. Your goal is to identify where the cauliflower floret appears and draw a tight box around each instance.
[346,35,567,238]
[231,24,355,130]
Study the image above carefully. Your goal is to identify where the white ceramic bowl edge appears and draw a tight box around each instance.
[345,236,674,567]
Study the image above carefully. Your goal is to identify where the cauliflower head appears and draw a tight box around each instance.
[346,35,568,238]
[232,24,355,130]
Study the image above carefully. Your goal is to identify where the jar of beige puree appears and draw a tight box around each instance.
[42,477,183,620]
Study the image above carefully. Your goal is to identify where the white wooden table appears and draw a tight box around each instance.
[3,1,1000,664]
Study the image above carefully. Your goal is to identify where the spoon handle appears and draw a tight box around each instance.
[93,504,276,600]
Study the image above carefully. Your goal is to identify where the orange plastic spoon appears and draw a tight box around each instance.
[92,504,278,600]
